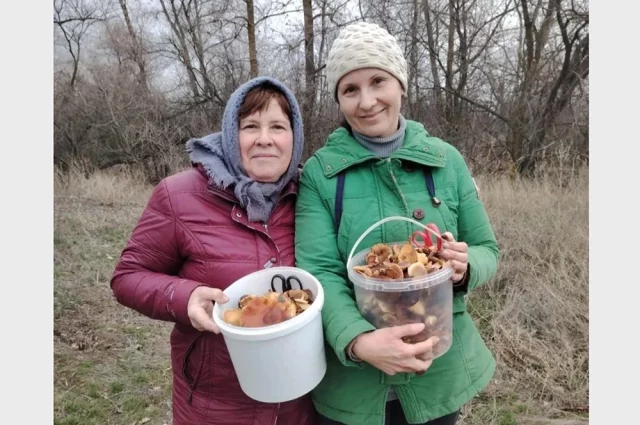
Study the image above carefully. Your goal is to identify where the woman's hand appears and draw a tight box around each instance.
[187,286,229,333]
[352,323,440,375]
[440,232,468,283]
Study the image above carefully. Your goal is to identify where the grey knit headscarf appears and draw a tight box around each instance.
[186,76,304,223]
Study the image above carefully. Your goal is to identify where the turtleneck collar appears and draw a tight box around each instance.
[351,114,406,158]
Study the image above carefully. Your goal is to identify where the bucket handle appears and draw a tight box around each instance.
[347,216,439,267]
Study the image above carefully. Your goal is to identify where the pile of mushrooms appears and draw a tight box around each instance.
[352,240,453,356]
[353,242,449,280]
[222,289,314,328]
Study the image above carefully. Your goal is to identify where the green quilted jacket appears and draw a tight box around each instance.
[295,120,499,425]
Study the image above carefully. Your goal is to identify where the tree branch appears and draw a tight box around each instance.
[439,86,511,124]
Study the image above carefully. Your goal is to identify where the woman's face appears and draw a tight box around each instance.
[336,68,404,138]
[238,98,294,183]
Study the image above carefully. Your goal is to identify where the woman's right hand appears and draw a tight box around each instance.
[351,323,439,375]
[187,286,229,333]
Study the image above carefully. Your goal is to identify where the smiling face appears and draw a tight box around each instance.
[336,68,404,138]
[238,90,294,183]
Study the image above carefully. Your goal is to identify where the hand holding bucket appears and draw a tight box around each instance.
[187,286,229,334]
[346,216,455,367]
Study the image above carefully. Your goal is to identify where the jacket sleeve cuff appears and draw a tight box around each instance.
[167,279,205,326]
[453,263,471,293]
[333,319,377,368]
[466,246,497,291]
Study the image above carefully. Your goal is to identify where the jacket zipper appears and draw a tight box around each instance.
[263,224,282,267]
[273,403,280,425]
[182,334,204,405]
[388,158,410,216]
[229,213,282,267]
[381,390,389,425]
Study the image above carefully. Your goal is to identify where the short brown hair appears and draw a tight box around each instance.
[237,84,293,124]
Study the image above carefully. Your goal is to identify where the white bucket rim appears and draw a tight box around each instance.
[212,267,325,341]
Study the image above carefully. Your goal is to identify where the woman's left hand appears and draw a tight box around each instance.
[440,232,468,283]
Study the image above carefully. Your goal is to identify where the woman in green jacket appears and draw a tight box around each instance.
[295,22,500,425]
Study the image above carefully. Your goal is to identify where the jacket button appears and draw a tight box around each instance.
[413,209,425,220]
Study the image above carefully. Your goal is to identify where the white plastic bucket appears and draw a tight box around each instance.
[212,266,326,403]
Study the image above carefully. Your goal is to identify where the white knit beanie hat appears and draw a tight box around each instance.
[326,21,408,100]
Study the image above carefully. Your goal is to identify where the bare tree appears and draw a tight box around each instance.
[158,0,201,98]
[508,0,589,175]
[423,0,444,118]
[246,0,259,77]
[53,0,588,179]
[301,0,316,157]
[429,0,516,134]
[117,0,149,90]
[407,0,420,117]
[54,0,108,88]
[157,0,244,112]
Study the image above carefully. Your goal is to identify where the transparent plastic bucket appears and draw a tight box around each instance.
[346,216,454,359]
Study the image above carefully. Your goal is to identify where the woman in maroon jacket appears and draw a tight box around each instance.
[110,76,316,425]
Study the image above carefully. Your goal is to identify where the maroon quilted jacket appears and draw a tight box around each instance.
[110,166,317,425]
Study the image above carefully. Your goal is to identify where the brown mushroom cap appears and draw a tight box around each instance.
[383,262,404,279]
[397,261,411,270]
[425,315,438,326]
[353,265,373,276]
[407,262,428,277]
[238,294,258,309]
[408,300,427,316]
[365,252,378,266]
[398,243,418,264]
[286,289,310,303]
[365,244,392,266]
[264,291,281,305]
[353,240,448,283]
[223,308,243,326]
[280,297,298,318]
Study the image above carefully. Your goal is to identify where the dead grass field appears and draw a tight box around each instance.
[53,165,588,425]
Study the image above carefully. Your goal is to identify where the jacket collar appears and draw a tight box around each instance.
[313,120,449,178]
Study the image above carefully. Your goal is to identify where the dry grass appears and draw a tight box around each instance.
[54,167,171,425]
[54,166,153,207]
[53,165,588,425]
[461,169,588,423]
